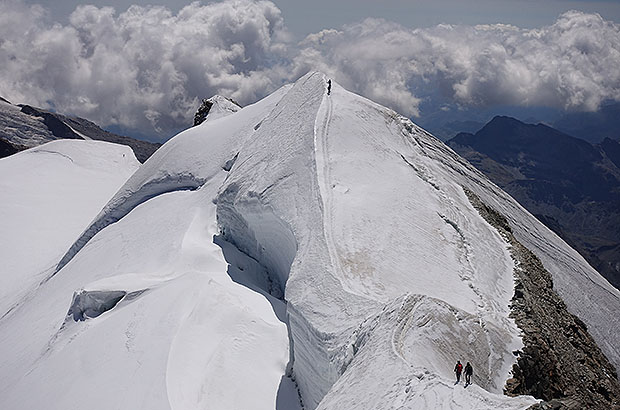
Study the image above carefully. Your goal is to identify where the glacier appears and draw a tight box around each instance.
[1,72,618,409]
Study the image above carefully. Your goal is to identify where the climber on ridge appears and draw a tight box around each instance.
[327,79,332,95]
[454,360,463,384]
[464,362,473,385]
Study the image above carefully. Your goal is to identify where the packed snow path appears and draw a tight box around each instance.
[1,72,618,410]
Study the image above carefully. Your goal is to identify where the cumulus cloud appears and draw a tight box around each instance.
[0,0,291,138]
[293,11,620,117]
[0,0,619,140]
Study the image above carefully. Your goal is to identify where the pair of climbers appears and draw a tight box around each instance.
[454,361,473,385]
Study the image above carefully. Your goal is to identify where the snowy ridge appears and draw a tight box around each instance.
[318,294,536,410]
[214,73,530,408]
[205,95,242,121]
[56,85,291,273]
[1,72,618,409]
[392,117,620,369]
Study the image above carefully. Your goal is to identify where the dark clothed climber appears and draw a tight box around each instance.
[464,362,473,385]
[327,79,332,95]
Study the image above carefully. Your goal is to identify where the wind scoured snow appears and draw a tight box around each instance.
[1,72,617,410]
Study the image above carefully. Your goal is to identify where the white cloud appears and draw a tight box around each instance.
[0,1,619,140]
[0,0,291,138]
[293,11,620,117]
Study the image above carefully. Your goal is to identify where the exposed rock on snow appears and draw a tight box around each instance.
[20,105,83,140]
[466,188,620,409]
[0,137,23,158]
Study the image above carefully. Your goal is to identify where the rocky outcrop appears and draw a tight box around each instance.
[58,115,160,163]
[0,101,160,162]
[20,105,82,140]
[464,188,620,409]
[0,138,25,158]
[193,99,214,126]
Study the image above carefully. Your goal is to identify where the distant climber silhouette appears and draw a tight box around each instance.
[327,79,332,95]
[464,362,473,385]
[454,360,463,384]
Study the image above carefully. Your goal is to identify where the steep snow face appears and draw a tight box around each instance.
[216,72,530,408]
[0,140,139,315]
[56,85,291,272]
[1,72,617,410]
[212,72,617,408]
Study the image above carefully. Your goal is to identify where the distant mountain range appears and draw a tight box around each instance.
[0,98,160,162]
[448,116,620,290]
[422,102,620,144]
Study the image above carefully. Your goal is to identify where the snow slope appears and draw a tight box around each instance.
[0,140,139,315]
[0,87,298,410]
[1,72,618,409]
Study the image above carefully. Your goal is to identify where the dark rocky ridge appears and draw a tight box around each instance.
[0,100,160,162]
[448,117,620,290]
[193,99,214,126]
[464,188,620,409]
[19,105,161,163]
[0,138,24,157]
[20,105,84,141]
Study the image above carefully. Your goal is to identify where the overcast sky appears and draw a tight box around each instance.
[2,0,620,141]
[22,0,620,37]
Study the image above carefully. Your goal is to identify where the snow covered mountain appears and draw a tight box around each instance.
[448,116,620,291]
[1,72,618,409]
[0,98,160,162]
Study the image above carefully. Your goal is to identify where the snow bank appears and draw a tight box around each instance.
[0,179,293,410]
